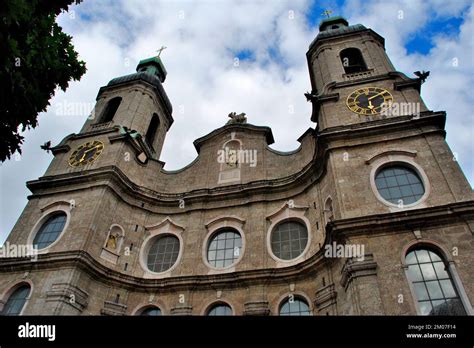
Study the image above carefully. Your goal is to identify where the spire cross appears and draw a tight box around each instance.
[322,10,333,18]
[156,46,167,57]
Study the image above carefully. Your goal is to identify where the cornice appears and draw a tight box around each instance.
[318,111,447,143]
[308,28,385,55]
[340,254,378,290]
[51,127,119,150]
[1,201,471,290]
[27,138,327,209]
[315,71,418,97]
[0,249,327,292]
[327,200,474,239]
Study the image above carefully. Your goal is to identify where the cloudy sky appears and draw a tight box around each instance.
[1,0,473,244]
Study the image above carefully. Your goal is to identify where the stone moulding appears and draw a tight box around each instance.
[145,217,186,232]
[365,149,417,165]
[308,92,340,122]
[308,27,385,53]
[319,111,446,141]
[170,305,193,315]
[0,201,472,291]
[50,144,70,155]
[100,300,127,316]
[26,151,327,210]
[45,283,89,313]
[340,254,378,291]
[313,71,416,98]
[193,123,274,153]
[327,200,474,237]
[243,301,270,316]
[314,283,337,311]
[204,215,246,229]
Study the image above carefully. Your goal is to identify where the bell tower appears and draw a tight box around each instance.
[78,55,173,161]
[40,54,174,184]
[305,16,428,130]
[307,16,396,89]
[305,16,472,218]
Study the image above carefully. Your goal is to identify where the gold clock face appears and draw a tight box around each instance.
[68,140,104,167]
[346,87,393,115]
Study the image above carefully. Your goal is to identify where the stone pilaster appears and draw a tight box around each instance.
[100,300,127,316]
[314,283,337,314]
[170,305,193,315]
[46,283,89,314]
[340,254,384,315]
[243,301,270,316]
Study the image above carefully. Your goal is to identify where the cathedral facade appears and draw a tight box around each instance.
[1,17,473,316]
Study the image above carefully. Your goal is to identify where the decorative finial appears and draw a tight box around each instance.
[156,46,167,58]
[322,10,333,18]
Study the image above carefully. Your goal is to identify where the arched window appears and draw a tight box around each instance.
[207,303,233,316]
[270,220,308,261]
[98,97,122,123]
[375,165,425,205]
[340,48,367,74]
[33,212,67,249]
[405,248,466,315]
[145,113,160,151]
[146,234,180,273]
[207,229,242,268]
[1,284,31,315]
[139,306,162,316]
[279,296,311,316]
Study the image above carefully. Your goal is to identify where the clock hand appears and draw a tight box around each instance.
[79,146,100,162]
[368,100,374,109]
[368,91,386,101]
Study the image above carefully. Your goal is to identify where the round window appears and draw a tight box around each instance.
[270,221,308,261]
[33,212,67,249]
[375,165,425,205]
[146,235,180,273]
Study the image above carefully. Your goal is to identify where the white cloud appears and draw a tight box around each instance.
[1,0,472,245]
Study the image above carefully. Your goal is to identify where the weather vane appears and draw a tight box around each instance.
[322,10,333,18]
[156,46,167,57]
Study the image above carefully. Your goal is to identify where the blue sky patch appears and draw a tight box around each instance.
[235,49,254,61]
[405,16,463,55]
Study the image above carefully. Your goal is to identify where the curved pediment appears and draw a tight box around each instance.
[147,123,318,194]
[192,123,274,153]
[145,217,185,232]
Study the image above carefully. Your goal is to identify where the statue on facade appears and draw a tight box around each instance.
[226,112,247,125]
[106,232,118,251]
